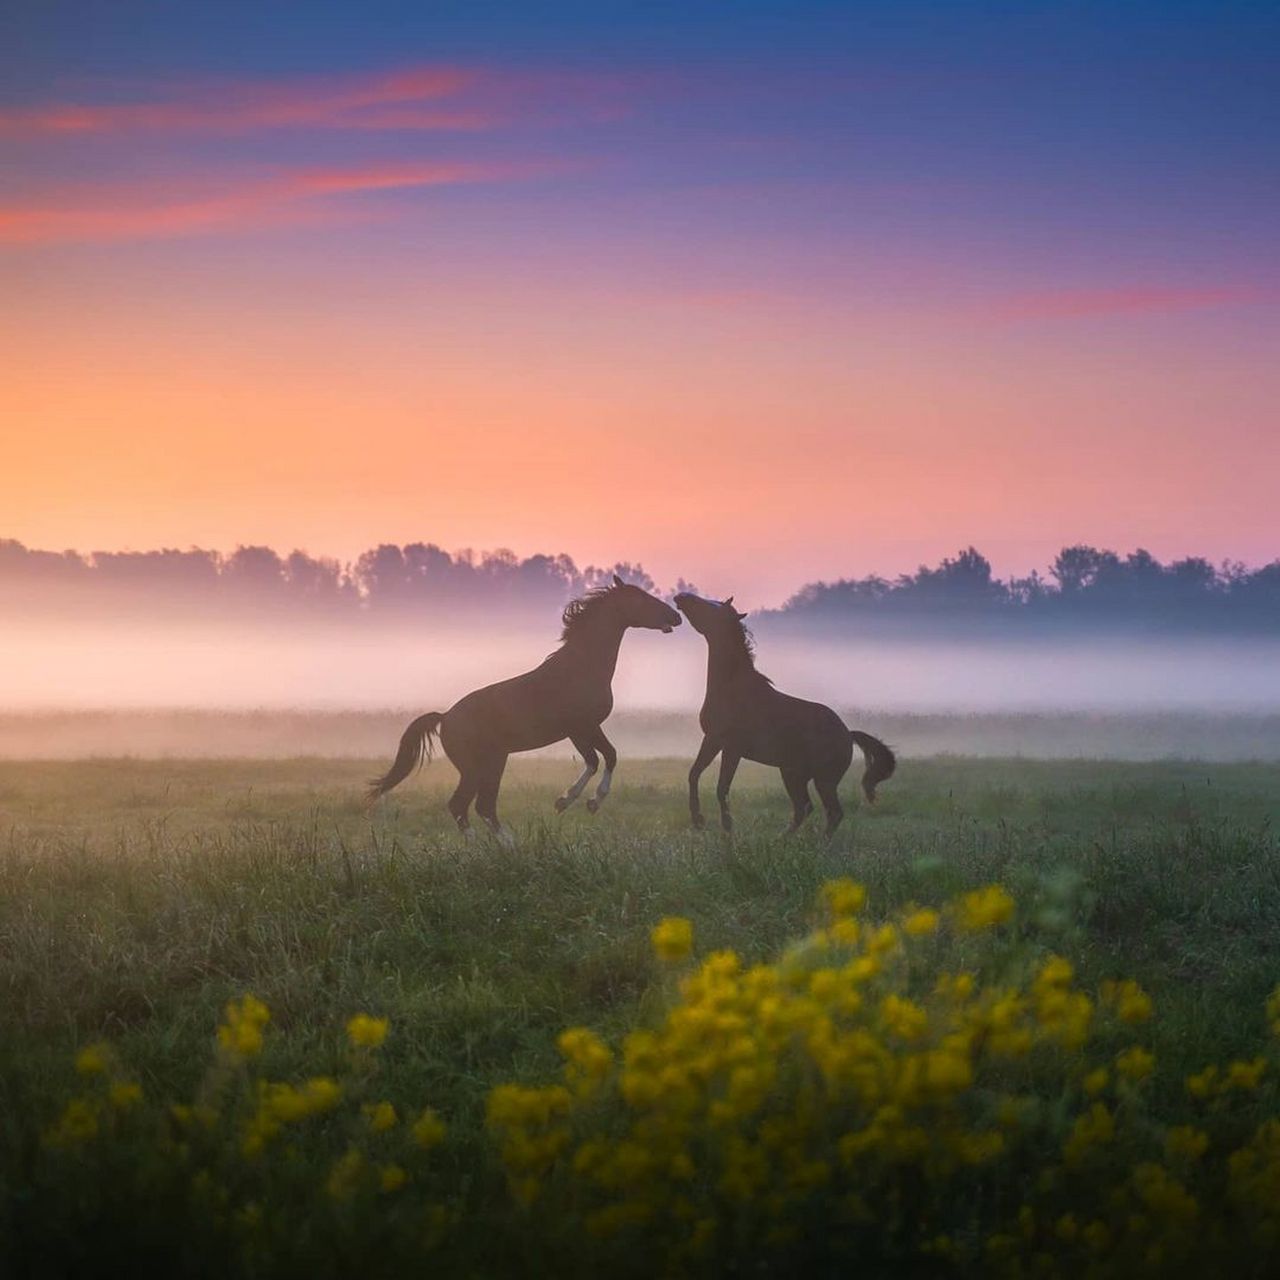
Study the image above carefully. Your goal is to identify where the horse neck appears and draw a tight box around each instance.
[704,630,755,695]
[560,614,628,680]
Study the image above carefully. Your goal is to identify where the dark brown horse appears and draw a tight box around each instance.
[368,576,681,834]
[675,592,895,835]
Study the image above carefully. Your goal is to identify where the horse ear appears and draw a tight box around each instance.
[737,610,748,620]
[724,595,734,606]
[612,573,624,588]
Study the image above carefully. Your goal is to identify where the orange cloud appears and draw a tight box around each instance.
[0,159,564,244]
[996,284,1275,321]
[0,63,632,138]
[0,65,488,136]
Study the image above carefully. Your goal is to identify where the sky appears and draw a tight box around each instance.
[3,0,1277,606]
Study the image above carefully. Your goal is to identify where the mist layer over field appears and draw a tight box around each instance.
[5,618,1280,760]
[6,618,1280,714]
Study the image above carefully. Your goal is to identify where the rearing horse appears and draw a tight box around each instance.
[675,591,895,835]
[368,576,681,833]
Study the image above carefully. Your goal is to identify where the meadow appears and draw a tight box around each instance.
[4,752,1280,1276]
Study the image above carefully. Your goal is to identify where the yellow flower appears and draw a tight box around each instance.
[1100,978,1153,1024]
[1186,1066,1218,1099]
[651,917,694,963]
[1224,1057,1266,1091]
[326,1148,365,1201]
[1036,955,1074,988]
[902,907,940,938]
[346,1013,390,1049]
[1083,1068,1109,1097]
[935,972,975,1002]
[364,1101,398,1133]
[879,995,929,1042]
[108,1080,143,1110]
[44,1098,99,1147]
[1165,1126,1210,1161]
[829,918,860,947]
[1064,1103,1114,1165]
[74,1043,110,1077]
[955,885,1015,932]
[558,1027,613,1083]
[819,878,867,919]
[217,995,270,1059]
[412,1107,447,1150]
[378,1163,408,1193]
[1115,1046,1155,1082]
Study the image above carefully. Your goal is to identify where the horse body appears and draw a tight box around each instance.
[368,577,680,833]
[676,592,894,835]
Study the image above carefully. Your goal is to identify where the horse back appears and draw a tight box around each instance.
[706,681,851,772]
[445,659,612,755]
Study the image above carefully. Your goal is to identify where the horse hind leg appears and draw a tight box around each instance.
[556,736,599,813]
[781,768,814,834]
[447,772,479,832]
[474,753,513,844]
[814,770,845,838]
[585,729,618,814]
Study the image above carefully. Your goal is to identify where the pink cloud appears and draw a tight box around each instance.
[0,158,565,245]
[0,63,632,137]
[996,284,1276,321]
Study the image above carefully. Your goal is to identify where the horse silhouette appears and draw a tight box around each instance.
[675,592,895,835]
[368,575,681,834]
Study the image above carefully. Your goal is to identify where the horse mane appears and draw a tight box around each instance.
[560,583,624,641]
[720,607,772,682]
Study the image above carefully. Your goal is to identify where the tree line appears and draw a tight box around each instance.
[3,538,1278,632]
[766,546,1280,633]
[0,539,656,620]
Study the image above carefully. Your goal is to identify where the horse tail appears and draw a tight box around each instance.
[366,712,444,803]
[849,729,895,803]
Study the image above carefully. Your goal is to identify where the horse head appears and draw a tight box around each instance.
[674,591,748,637]
[608,574,682,632]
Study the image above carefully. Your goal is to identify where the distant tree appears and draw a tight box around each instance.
[896,547,1007,609]
[1050,545,1122,595]
[283,550,351,609]
[0,539,87,584]
[221,545,285,595]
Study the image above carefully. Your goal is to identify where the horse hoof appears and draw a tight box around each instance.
[554,796,570,813]
[691,814,705,830]
[585,799,599,814]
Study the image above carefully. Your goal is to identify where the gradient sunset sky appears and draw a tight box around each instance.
[3,1,1277,604]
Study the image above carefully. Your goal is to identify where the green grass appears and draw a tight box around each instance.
[4,756,1279,1112]
[3,755,1280,1274]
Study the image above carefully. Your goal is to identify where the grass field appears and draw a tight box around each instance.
[4,754,1280,1275]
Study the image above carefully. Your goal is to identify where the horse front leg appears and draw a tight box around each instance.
[556,734,599,812]
[716,750,741,833]
[687,735,722,830]
[585,728,618,814]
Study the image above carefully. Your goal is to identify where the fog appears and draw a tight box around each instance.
[6,618,1280,715]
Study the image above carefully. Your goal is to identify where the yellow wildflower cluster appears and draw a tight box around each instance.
[33,920,1280,1276]
[485,882,1280,1276]
[40,995,458,1268]
[1100,978,1155,1025]
[216,994,270,1060]
[241,1076,343,1157]
[45,1038,144,1147]
[650,917,694,963]
[346,1013,390,1049]
[954,883,1016,931]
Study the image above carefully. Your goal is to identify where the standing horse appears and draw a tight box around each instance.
[675,592,895,835]
[367,576,681,833]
